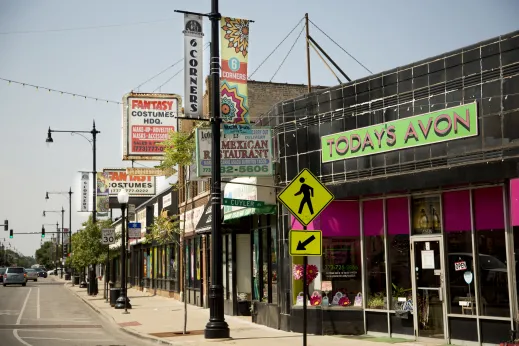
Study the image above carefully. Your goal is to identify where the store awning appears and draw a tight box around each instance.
[195,201,224,235]
[223,204,276,222]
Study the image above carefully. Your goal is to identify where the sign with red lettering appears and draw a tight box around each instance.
[101,169,156,197]
[122,92,181,161]
[195,127,273,177]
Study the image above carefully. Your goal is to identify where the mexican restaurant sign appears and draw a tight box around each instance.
[321,102,478,163]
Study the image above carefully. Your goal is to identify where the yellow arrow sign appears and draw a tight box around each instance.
[277,168,334,226]
[289,230,322,256]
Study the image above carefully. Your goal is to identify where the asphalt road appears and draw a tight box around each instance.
[0,277,154,346]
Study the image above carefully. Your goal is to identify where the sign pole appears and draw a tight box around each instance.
[105,246,109,303]
[302,226,307,346]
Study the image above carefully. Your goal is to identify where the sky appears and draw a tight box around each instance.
[0,0,517,257]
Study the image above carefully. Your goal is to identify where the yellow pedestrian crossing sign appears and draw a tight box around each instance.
[277,168,334,226]
[289,230,322,256]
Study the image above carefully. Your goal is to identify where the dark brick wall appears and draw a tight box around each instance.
[258,31,519,196]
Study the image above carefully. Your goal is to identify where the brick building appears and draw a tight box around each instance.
[178,77,324,309]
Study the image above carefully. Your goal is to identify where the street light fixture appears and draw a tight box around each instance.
[43,208,65,278]
[46,188,74,283]
[45,121,100,223]
[115,189,131,313]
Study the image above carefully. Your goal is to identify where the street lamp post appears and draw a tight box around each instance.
[43,208,65,278]
[46,188,73,282]
[46,121,99,223]
[115,189,131,313]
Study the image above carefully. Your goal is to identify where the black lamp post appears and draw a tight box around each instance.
[43,209,64,278]
[46,188,73,282]
[204,0,229,339]
[46,121,99,223]
[115,188,131,312]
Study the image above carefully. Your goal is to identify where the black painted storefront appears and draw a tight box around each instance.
[258,30,519,343]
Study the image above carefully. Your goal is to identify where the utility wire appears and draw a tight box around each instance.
[133,58,184,92]
[249,17,304,80]
[133,43,210,91]
[150,44,211,93]
[270,23,306,82]
[0,77,121,104]
[0,18,174,35]
[309,19,372,75]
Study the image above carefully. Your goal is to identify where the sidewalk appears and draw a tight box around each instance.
[52,276,443,346]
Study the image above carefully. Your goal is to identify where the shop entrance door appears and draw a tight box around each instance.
[411,237,447,340]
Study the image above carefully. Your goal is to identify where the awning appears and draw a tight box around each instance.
[195,201,224,235]
[223,204,276,222]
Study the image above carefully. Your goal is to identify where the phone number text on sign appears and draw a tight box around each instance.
[195,128,273,177]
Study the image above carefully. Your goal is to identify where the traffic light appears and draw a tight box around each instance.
[9,229,13,238]
[4,220,7,231]
[41,226,45,238]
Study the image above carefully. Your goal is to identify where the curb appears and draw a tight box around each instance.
[62,280,175,345]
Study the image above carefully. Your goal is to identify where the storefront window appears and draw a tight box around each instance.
[227,234,233,298]
[443,190,474,314]
[387,197,412,310]
[185,241,191,287]
[412,196,442,235]
[222,235,228,298]
[474,187,509,317]
[271,226,278,304]
[364,199,386,309]
[252,230,260,301]
[262,230,268,302]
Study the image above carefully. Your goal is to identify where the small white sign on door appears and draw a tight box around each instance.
[421,250,435,269]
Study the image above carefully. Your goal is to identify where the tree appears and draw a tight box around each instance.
[35,241,59,269]
[148,125,202,334]
[71,216,114,274]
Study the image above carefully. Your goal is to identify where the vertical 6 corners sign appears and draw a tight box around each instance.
[122,92,181,161]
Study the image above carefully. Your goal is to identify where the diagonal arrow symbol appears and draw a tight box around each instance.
[296,235,316,251]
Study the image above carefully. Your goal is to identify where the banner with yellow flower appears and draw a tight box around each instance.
[220,17,250,124]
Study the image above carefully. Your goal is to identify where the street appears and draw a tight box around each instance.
[0,277,154,346]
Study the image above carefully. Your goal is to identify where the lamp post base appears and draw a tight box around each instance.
[204,285,229,339]
[114,295,132,309]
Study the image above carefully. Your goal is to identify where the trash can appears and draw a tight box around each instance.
[65,273,71,280]
[73,276,80,285]
[110,288,121,307]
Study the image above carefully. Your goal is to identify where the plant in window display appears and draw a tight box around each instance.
[391,283,412,310]
[367,292,386,309]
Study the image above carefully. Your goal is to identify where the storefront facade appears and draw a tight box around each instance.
[258,30,519,345]
[129,187,181,299]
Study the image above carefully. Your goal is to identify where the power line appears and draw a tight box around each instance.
[249,17,304,80]
[133,43,210,92]
[309,19,372,75]
[270,23,306,82]
[0,77,121,104]
[0,18,174,35]
[150,43,211,93]
[133,58,184,92]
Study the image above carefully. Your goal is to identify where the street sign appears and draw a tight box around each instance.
[128,222,141,239]
[289,230,322,256]
[101,228,115,245]
[128,204,136,218]
[223,198,265,208]
[277,168,334,226]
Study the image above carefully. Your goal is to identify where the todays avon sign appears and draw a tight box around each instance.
[321,102,478,163]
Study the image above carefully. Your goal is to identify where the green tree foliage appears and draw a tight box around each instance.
[35,241,59,269]
[70,216,113,271]
[2,248,36,268]
[145,211,181,245]
[157,130,196,173]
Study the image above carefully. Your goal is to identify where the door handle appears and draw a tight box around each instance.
[439,288,443,301]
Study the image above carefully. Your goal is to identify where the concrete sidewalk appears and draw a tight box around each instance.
[52,276,442,346]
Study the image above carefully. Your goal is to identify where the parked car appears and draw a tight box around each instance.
[3,267,27,286]
[24,268,38,282]
[0,268,5,283]
[33,267,47,278]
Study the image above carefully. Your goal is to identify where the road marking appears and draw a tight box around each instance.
[22,336,113,342]
[16,288,32,325]
[21,329,103,334]
[36,287,40,319]
[13,329,32,346]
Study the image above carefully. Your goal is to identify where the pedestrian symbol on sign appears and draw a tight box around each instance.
[295,178,314,215]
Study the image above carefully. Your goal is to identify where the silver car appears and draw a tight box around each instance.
[3,267,27,286]
[25,268,38,282]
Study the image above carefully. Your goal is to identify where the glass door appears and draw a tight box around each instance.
[411,237,446,339]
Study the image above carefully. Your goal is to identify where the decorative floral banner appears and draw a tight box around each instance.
[220,17,250,124]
